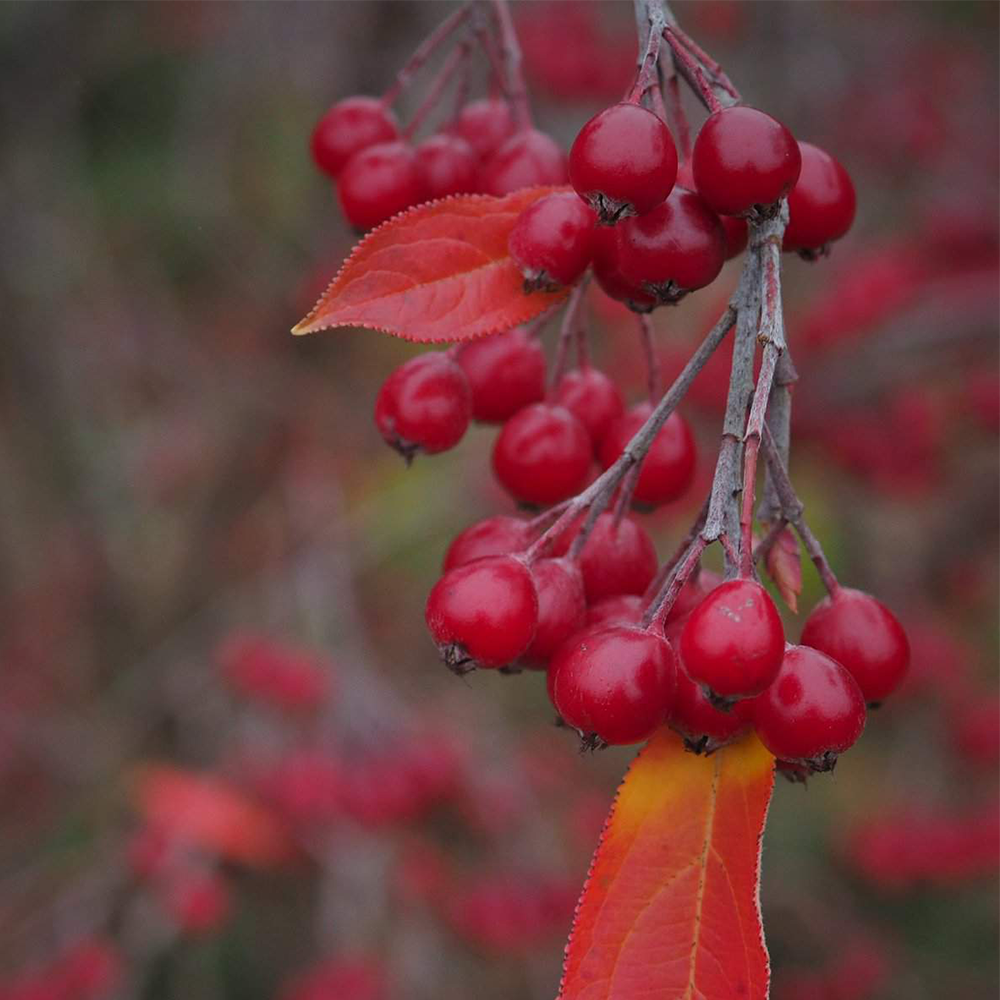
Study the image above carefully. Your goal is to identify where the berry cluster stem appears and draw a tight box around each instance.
[549,278,590,392]
[638,313,663,401]
[403,38,472,140]
[757,350,798,525]
[490,0,532,130]
[628,2,667,105]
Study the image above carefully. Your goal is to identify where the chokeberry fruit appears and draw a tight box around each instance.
[479,129,567,196]
[670,666,753,754]
[618,188,727,303]
[311,96,399,177]
[721,216,749,258]
[782,141,857,255]
[692,106,801,217]
[508,193,597,291]
[455,327,546,423]
[591,224,657,312]
[584,594,644,631]
[598,403,697,507]
[552,366,625,451]
[492,403,592,506]
[425,555,538,671]
[549,625,677,747]
[522,558,587,667]
[443,516,531,571]
[337,141,424,231]
[800,587,909,703]
[414,133,478,200]
[454,98,516,160]
[374,353,471,460]
[679,578,785,702]
[752,644,867,771]
[569,102,678,223]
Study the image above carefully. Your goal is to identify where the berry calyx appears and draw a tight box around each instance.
[508,193,597,291]
[552,366,625,451]
[692,106,801,217]
[311,96,398,177]
[670,666,753,754]
[569,102,678,223]
[679,578,785,702]
[492,403,592,506]
[549,625,677,747]
[618,188,727,304]
[800,587,909,703]
[782,141,857,255]
[374,353,471,460]
[479,129,567,196]
[337,140,424,231]
[453,98,516,160]
[752,644,867,771]
[455,327,547,423]
[598,403,697,507]
[522,558,587,667]
[425,555,538,671]
[414,133,478,200]
[443,515,531,571]
[591,224,657,312]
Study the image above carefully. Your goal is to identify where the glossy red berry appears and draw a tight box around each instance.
[670,667,753,754]
[414,133,478,199]
[311,96,398,177]
[337,141,424,231]
[569,102,678,222]
[782,141,857,254]
[443,515,531,571]
[591,224,657,312]
[550,625,677,746]
[479,129,567,196]
[552,366,625,451]
[692,106,801,217]
[752,644,866,771]
[800,587,909,703]
[374,353,471,459]
[598,403,696,506]
[721,215,749,258]
[492,403,592,506]
[523,558,587,667]
[618,188,727,303]
[455,327,547,423]
[425,555,538,671]
[584,594,644,630]
[679,578,785,701]
[508,193,597,290]
[454,98,516,160]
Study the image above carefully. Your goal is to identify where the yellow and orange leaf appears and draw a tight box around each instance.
[559,730,775,1000]
[292,188,570,343]
[133,764,295,868]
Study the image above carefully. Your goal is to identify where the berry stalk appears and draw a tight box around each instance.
[490,0,532,130]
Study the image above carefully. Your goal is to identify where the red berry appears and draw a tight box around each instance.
[618,188,727,303]
[665,570,724,631]
[752,644,867,770]
[492,403,592,506]
[782,141,857,254]
[479,129,567,196]
[550,625,677,746]
[311,96,398,177]
[414,133,478,199]
[555,511,658,602]
[679,578,785,701]
[454,98,516,160]
[584,593,644,630]
[374,353,471,459]
[670,666,753,754]
[455,327,547,423]
[443,515,531,571]
[425,555,538,671]
[508,192,597,290]
[598,403,696,506]
[522,558,587,667]
[800,587,909,703]
[337,140,424,231]
[591,223,657,312]
[164,872,231,935]
[692,106,801,217]
[721,215,749,258]
[569,102,678,222]
[552,366,625,450]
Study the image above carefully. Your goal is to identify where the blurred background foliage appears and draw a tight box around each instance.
[0,3,997,999]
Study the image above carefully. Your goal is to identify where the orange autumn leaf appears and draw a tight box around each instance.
[292,188,570,343]
[765,525,802,614]
[559,730,775,1000]
[132,764,295,867]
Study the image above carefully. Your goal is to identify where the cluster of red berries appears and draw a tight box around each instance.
[311,95,566,231]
